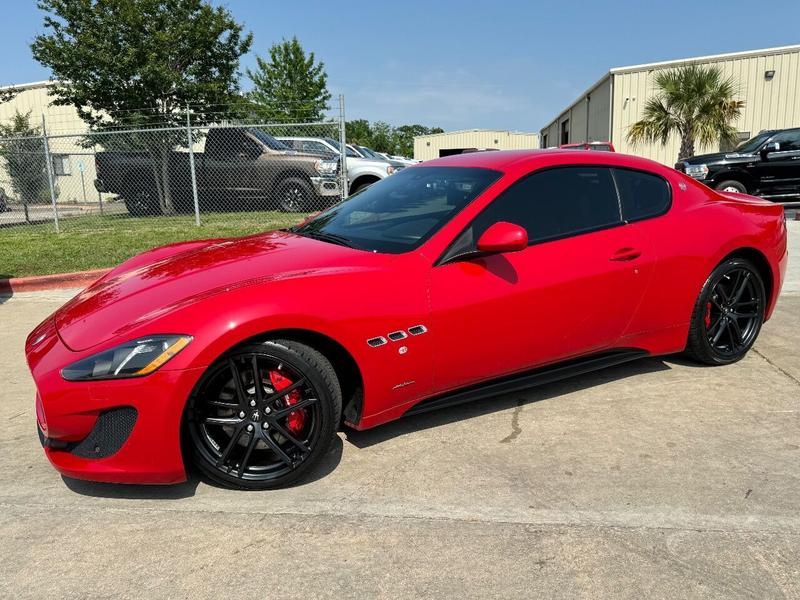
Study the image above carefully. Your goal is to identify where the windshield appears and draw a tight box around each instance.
[734,132,773,153]
[249,128,291,151]
[357,145,387,161]
[293,166,501,253]
[323,137,360,157]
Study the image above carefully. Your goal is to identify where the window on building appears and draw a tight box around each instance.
[560,120,570,145]
[613,168,671,222]
[51,154,71,176]
[542,134,548,148]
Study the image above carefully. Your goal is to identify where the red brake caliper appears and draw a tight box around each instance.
[704,301,712,328]
[269,369,306,435]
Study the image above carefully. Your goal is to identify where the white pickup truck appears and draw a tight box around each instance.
[276,136,403,194]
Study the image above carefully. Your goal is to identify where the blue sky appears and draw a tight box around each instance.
[1,1,798,131]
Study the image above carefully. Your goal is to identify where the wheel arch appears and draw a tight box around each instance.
[710,169,755,191]
[719,246,774,312]
[200,327,365,428]
[349,174,381,194]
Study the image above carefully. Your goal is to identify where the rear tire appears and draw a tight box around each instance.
[684,258,765,365]
[714,180,748,194]
[123,188,160,216]
[186,339,341,490]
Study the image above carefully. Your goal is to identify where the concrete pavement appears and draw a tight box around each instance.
[1,223,798,599]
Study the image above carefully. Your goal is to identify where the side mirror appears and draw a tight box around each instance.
[761,141,780,157]
[476,222,528,254]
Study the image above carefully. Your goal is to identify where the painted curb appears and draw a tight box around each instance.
[0,268,111,294]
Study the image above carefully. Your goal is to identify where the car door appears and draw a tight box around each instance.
[753,130,800,198]
[203,129,261,207]
[429,166,653,391]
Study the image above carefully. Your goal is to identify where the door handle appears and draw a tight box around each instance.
[610,247,641,261]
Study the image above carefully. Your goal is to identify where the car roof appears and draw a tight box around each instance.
[416,149,665,173]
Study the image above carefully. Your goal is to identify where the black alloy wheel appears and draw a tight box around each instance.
[186,340,341,489]
[685,258,765,365]
[277,177,313,213]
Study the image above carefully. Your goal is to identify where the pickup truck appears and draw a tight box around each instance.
[94,127,340,215]
[676,127,800,201]
[276,136,401,194]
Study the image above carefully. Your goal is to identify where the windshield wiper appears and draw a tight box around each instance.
[296,230,360,249]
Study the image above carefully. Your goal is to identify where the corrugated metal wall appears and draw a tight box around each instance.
[539,76,613,148]
[612,47,800,164]
[414,129,539,161]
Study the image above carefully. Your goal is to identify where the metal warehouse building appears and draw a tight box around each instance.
[414,129,539,161]
[540,44,800,165]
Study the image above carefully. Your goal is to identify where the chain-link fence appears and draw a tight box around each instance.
[0,97,349,233]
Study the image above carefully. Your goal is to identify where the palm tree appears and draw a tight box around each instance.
[627,65,744,161]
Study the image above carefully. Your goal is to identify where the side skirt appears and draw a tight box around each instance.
[403,348,649,417]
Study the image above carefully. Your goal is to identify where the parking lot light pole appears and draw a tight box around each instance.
[41,114,60,233]
[186,105,201,226]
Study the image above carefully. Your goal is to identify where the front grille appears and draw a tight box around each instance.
[68,407,138,459]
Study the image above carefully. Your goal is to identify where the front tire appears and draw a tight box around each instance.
[186,339,342,490]
[276,177,313,212]
[714,180,748,194]
[684,258,765,365]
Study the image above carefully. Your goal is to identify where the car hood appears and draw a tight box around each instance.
[54,231,372,351]
[679,151,756,165]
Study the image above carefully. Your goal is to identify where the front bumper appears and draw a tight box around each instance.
[310,176,340,197]
[29,318,204,484]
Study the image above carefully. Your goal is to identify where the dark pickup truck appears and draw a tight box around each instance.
[676,127,800,201]
[95,127,340,214]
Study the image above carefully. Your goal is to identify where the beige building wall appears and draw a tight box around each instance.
[612,45,800,164]
[541,45,800,165]
[414,129,539,161]
[0,81,99,204]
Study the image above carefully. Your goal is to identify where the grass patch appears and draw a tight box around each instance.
[0,211,308,278]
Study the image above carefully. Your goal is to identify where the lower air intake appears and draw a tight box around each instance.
[69,407,138,459]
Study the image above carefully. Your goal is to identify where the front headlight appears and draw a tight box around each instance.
[684,164,709,179]
[314,159,338,175]
[61,335,192,381]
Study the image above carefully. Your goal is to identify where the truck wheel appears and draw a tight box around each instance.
[276,177,313,212]
[714,180,747,194]
[124,188,160,216]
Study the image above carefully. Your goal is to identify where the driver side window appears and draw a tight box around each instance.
[770,130,800,152]
[447,166,622,258]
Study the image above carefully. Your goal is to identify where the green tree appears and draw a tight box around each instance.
[345,119,373,146]
[247,37,331,123]
[0,111,53,223]
[627,65,744,161]
[31,0,252,214]
[392,124,443,158]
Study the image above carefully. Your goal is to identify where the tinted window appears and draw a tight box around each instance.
[770,130,800,152]
[468,166,621,248]
[293,167,501,253]
[613,168,671,222]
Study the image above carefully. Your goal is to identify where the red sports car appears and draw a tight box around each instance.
[27,150,788,489]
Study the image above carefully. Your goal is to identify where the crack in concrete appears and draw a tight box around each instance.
[500,399,524,444]
[752,348,800,387]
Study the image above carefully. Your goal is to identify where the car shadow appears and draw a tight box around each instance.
[62,473,201,500]
[345,356,675,449]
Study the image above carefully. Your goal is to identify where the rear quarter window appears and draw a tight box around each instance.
[613,168,671,222]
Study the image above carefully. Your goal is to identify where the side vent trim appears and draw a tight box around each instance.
[387,330,408,342]
[367,336,387,347]
[408,325,428,336]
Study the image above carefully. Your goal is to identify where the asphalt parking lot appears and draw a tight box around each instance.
[1,221,799,599]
